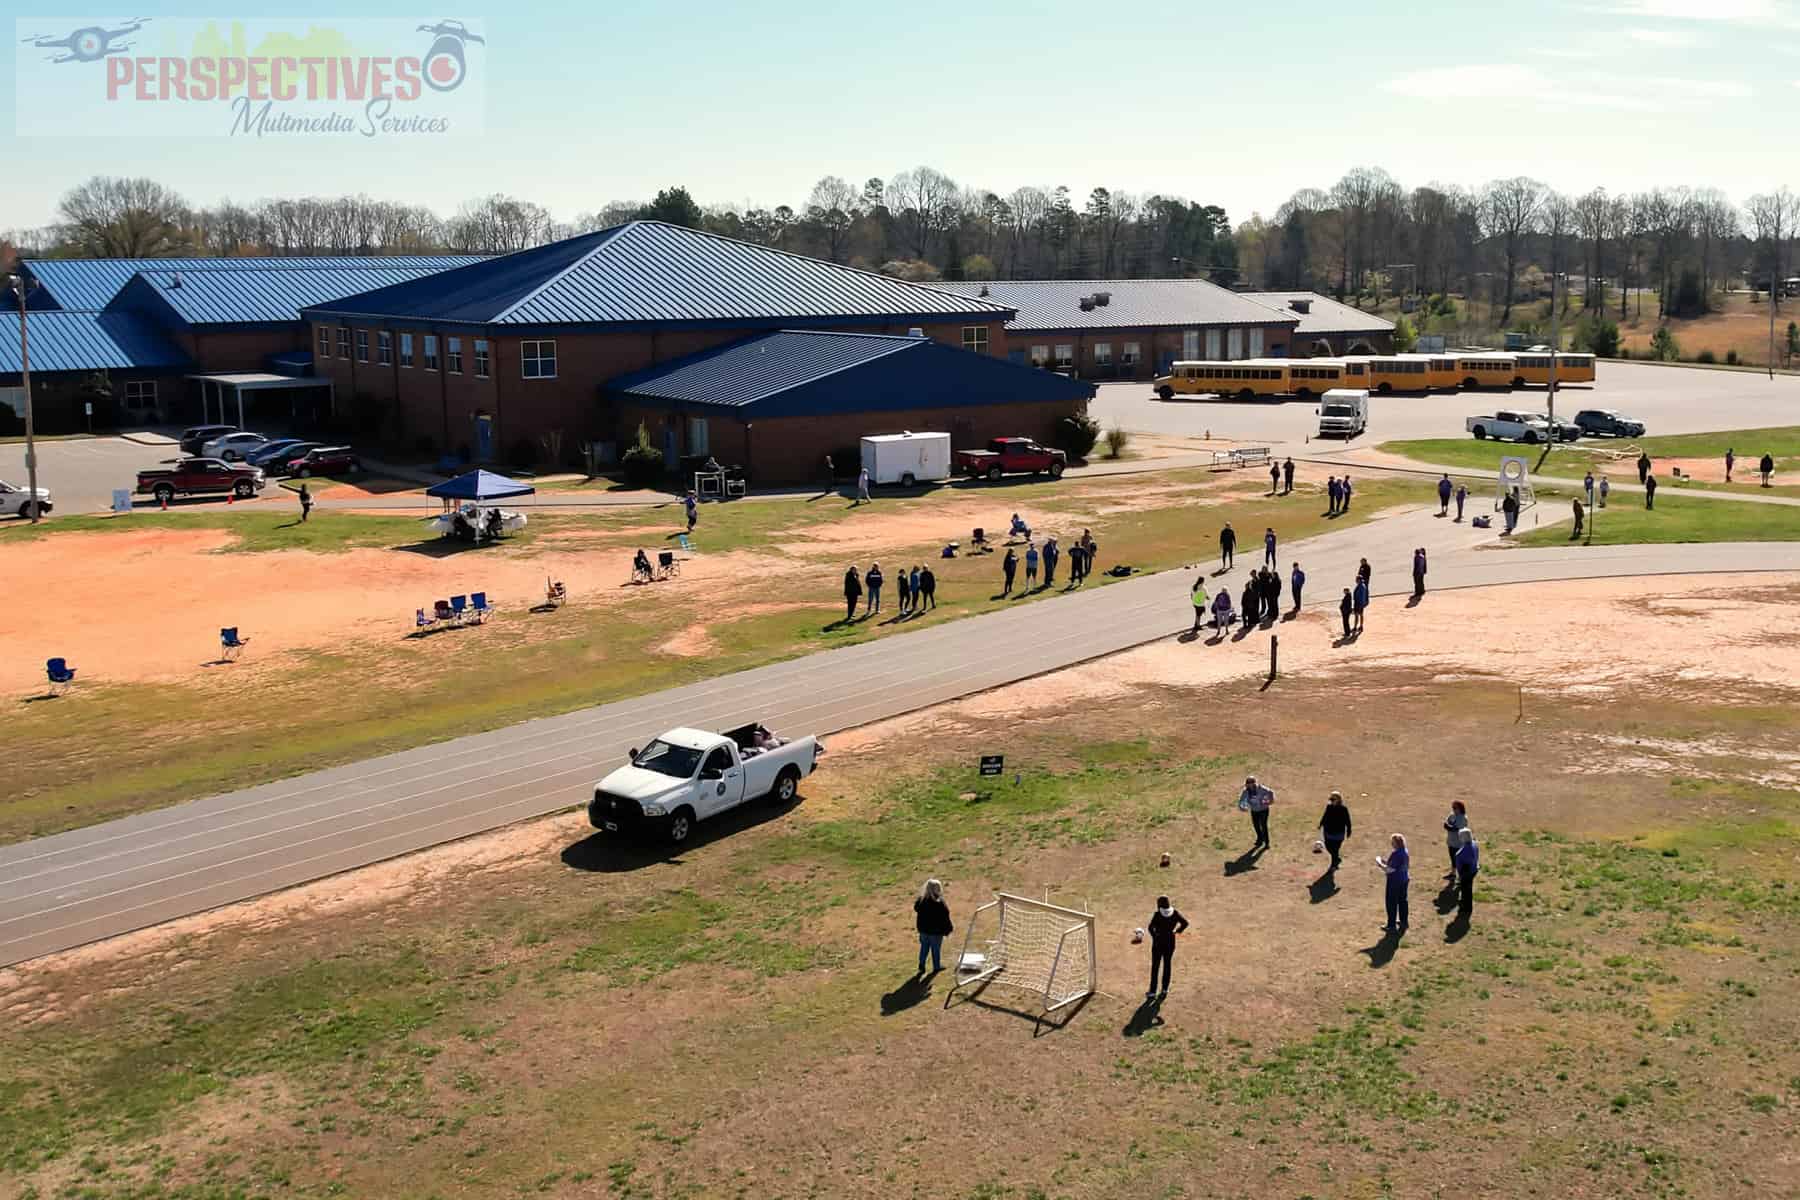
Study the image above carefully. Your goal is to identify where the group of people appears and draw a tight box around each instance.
[1189,563,1301,634]
[1336,556,1372,637]
[1723,448,1779,487]
[1266,457,1297,495]
[1435,474,1469,521]
[1325,473,1355,515]
[843,561,937,621]
[1002,528,1094,594]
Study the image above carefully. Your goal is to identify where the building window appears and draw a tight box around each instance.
[1030,344,1049,366]
[424,334,439,371]
[522,339,557,379]
[1183,330,1200,359]
[1053,344,1074,369]
[686,416,709,455]
[1248,328,1264,357]
[961,325,989,354]
[316,326,330,357]
[474,338,490,378]
[400,333,414,367]
[335,327,350,359]
[1122,341,1141,365]
[1093,342,1113,365]
[378,331,392,365]
[355,329,369,362]
[447,336,463,375]
[1204,329,1221,359]
[123,379,157,409]
[1227,328,1243,359]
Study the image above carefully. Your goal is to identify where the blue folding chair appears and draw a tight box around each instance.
[45,657,75,696]
[471,592,492,623]
[449,595,468,625]
[220,627,249,660]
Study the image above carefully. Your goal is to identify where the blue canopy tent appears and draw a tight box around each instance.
[425,469,536,501]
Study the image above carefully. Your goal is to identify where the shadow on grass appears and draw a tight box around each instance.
[1309,867,1340,904]
[1223,845,1265,876]
[1359,929,1401,968]
[880,971,938,1016]
[560,791,804,874]
[1122,996,1165,1038]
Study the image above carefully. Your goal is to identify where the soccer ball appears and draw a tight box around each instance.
[1312,840,1325,855]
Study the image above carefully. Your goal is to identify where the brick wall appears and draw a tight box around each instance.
[173,328,310,373]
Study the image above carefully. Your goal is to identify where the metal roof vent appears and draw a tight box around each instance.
[1078,297,1095,312]
[907,327,926,338]
[1289,298,1311,314]
[1094,291,1111,306]
[169,272,182,289]
[978,284,990,297]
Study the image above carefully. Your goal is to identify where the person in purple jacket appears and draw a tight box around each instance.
[1453,828,1480,918]
[1377,833,1410,934]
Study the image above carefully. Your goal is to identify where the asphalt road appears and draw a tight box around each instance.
[5,505,1799,968]
[1090,360,1800,446]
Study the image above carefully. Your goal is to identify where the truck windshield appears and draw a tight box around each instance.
[1322,404,1355,416]
[634,740,704,777]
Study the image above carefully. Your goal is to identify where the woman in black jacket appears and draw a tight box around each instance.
[914,879,953,975]
[1317,790,1352,870]
[1146,896,1189,1000]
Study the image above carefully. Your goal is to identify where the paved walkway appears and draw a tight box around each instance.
[4,510,1798,968]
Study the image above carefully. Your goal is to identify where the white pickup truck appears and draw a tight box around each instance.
[0,478,52,519]
[589,723,823,844]
[1466,410,1552,444]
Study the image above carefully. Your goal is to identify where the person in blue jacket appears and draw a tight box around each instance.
[1377,834,1411,934]
[1454,828,1480,918]
[1290,562,1306,613]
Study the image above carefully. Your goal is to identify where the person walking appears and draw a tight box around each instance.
[298,482,313,522]
[1327,475,1342,515]
[1042,536,1059,586]
[684,489,698,533]
[1263,527,1278,568]
[1725,448,1735,483]
[1571,496,1585,538]
[1001,548,1018,596]
[1454,482,1468,522]
[1318,791,1353,870]
[1437,473,1453,516]
[1190,574,1210,634]
[1282,456,1295,494]
[1219,522,1237,570]
[895,565,912,615]
[1145,896,1189,1000]
[1212,586,1234,635]
[1583,471,1595,509]
[1339,587,1353,639]
[1760,452,1776,487]
[1502,488,1520,534]
[919,565,937,610]
[1453,828,1479,918]
[1442,800,1469,880]
[913,879,954,975]
[1290,561,1306,613]
[1411,547,1427,599]
[1377,834,1411,934]
[1024,541,1040,588]
[821,453,836,494]
[1239,775,1275,849]
[842,565,862,622]
[865,561,884,614]
[857,465,872,504]
[1269,460,1282,495]
[1644,471,1658,510]
[1352,575,1369,632]
[1637,451,1651,486]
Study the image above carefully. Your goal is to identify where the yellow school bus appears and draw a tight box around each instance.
[1287,359,1350,398]
[1555,352,1596,383]
[1152,359,1291,400]
[1402,353,1462,390]
[1360,355,1435,394]
[1455,352,1520,389]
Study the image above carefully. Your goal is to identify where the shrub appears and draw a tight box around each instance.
[1392,314,1417,353]
[1571,313,1620,357]
[1650,326,1680,362]
[1051,413,1100,460]
[1670,268,1706,318]
[1695,349,1716,364]
[620,422,665,487]
[1727,349,1741,365]
[1103,425,1131,459]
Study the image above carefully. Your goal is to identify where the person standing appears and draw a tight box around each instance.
[1265,568,1283,619]
[1760,452,1775,487]
[1190,574,1210,634]
[857,465,872,504]
[895,565,912,615]
[1067,541,1085,587]
[1318,791,1353,870]
[1637,451,1651,486]
[919,565,937,610]
[1290,561,1306,613]
[1411,548,1427,599]
[1644,472,1657,510]
[1598,476,1610,508]
[842,565,862,622]
[298,482,313,523]
[821,453,836,494]
[1454,482,1468,522]
[1442,800,1469,880]
[1001,548,1018,596]
[1219,521,1237,570]
[1341,475,1354,511]
[1269,460,1282,495]
[914,879,954,975]
[1352,575,1369,632]
[1145,896,1189,1000]
[1042,536,1059,586]
[909,564,922,612]
[1571,497,1585,538]
[1024,541,1040,588]
[1212,586,1234,634]
[1453,828,1479,918]
[684,489,698,533]
[1239,775,1275,849]
[1725,448,1735,483]
[1502,488,1520,534]
[1263,527,1278,568]
[1377,834,1411,934]
[1327,476,1342,515]
[1339,587,1353,639]
[1357,557,1372,590]
[1583,471,1595,509]
[865,561,884,614]
[1437,473,1453,516]
[1240,578,1258,630]
[1282,456,1295,494]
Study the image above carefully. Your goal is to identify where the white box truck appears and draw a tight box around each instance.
[1315,389,1370,439]
[860,431,951,487]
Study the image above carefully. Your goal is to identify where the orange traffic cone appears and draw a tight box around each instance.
[160,495,168,511]
[227,491,234,505]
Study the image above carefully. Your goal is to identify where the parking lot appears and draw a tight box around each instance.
[0,434,185,517]
[1089,360,1800,447]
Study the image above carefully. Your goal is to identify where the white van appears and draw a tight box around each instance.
[1315,389,1370,439]
[860,431,951,487]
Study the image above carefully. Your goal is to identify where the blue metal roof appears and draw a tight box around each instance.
[303,221,1014,329]
[22,255,486,311]
[607,330,1094,419]
[109,265,457,328]
[0,311,190,375]
[936,279,1297,332]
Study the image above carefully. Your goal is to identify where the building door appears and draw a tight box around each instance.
[473,413,493,461]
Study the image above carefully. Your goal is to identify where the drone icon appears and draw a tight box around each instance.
[416,20,484,45]
[416,19,483,93]
[20,18,149,64]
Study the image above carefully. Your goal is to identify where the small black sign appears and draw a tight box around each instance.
[979,754,1004,777]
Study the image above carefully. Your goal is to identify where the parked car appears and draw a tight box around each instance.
[953,436,1067,481]
[1466,410,1553,443]
[260,442,323,475]
[0,477,52,519]
[135,457,267,504]
[201,431,270,461]
[245,438,311,468]
[179,424,237,455]
[589,723,823,845]
[1573,409,1646,438]
[1523,412,1581,442]
[287,446,360,477]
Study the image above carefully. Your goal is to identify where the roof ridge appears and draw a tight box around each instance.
[487,226,631,322]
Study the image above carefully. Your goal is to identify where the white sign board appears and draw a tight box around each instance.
[111,488,132,514]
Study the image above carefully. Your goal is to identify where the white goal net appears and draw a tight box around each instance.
[1496,454,1536,512]
[948,893,1096,1012]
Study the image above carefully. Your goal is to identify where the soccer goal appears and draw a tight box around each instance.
[1495,454,1536,512]
[947,893,1097,1012]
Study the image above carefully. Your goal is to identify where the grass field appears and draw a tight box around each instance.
[5,645,1798,1200]
[1516,490,1800,546]
[0,471,1417,843]
[1380,424,1800,491]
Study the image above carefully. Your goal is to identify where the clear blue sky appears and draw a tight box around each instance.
[6,0,1800,230]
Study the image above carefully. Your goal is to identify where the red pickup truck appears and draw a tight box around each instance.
[136,457,267,504]
[954,437,1067,482]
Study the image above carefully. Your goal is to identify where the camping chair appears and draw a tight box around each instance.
[631,555,654,584]
[434,599,454,623]
[545,579,567,608]
[971,527,991,552]
[1671,466,1690,485]
[416,607,435,631]
[471,592,492,623]
[449,595,469,625]
[220,627,249,660]
[45,657,75,696]
[657,550,680,580]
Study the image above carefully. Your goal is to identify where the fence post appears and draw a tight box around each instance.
[1269,635,1278,681]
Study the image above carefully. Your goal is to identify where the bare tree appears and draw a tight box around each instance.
[803,176,858,263]
[1005,186,1050,278]
[446,194,555,252]
[1538,191,1576,314]
[1573,188,1610,309]
[57,176,193,257]
[1691,188,1737,301]
[885,166,957,260]
[1744,187,1799,312]
[1479,176,1546,321]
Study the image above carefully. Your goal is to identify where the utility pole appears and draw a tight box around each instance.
[1770,263,1778,381]
[1547,271,1559,436]
[8,274,40,524]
